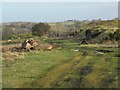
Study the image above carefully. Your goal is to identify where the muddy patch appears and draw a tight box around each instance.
[67,63,93,88]
[114,54,120,57]
[97,49,113,53]
[79,65,93,76]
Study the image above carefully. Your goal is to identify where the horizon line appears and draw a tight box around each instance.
[1,17,118,23]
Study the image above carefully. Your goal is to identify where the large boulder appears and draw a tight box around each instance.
[21,38,38,50]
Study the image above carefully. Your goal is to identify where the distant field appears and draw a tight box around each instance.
[2,39,119,88]
[48,21,75,26]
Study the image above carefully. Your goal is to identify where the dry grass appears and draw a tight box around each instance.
[2,51,25,61]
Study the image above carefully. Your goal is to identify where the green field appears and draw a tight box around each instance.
[2,40,119,88]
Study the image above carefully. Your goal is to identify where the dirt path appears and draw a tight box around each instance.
[31,53,90,88]
[27,54,83,88]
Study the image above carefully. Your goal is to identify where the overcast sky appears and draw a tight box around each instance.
[1,0,119,2]
[1,2,118,22]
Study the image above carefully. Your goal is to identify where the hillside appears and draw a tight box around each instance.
[67,19,119,44]
[1,19,119,44]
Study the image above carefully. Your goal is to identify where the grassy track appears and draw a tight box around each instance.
[2,40,119,88]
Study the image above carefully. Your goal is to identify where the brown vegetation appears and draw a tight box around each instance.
[1,38,61,52]
[2,51,25,61]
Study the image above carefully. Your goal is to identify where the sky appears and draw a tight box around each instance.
[1,2,118,22]
[1,0,119,2]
